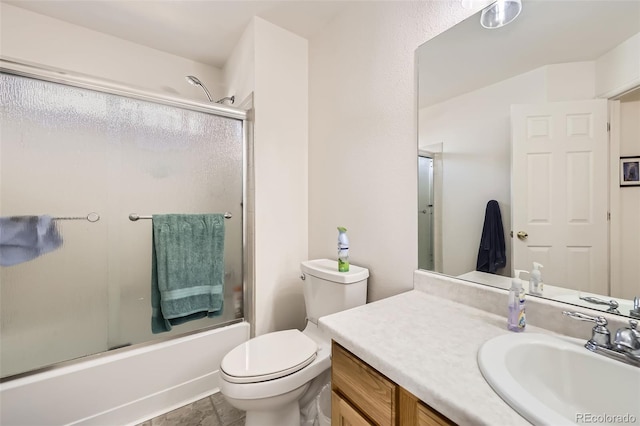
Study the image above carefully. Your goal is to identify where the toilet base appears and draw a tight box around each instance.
[223,383,309,426]
[245,405,300,426]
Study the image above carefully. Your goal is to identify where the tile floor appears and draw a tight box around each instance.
[136,392,245,426]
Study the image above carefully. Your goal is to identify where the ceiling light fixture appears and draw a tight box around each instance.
[480,0,522,29]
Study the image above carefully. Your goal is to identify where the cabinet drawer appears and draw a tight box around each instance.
[332,341,396,426]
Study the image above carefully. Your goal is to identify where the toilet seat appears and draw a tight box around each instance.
[221,329,318,384]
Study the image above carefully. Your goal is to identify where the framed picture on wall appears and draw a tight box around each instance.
[620,156,640,186]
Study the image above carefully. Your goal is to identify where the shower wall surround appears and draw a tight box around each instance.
[0,72,245,378]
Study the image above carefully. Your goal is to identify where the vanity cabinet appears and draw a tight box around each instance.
[331,341,455,426]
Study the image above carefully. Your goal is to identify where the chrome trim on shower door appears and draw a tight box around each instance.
[0,57,247,120]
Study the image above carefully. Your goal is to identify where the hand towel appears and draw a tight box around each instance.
[0,215,63,266]
[476,200,506,274]
[151,214,225,333]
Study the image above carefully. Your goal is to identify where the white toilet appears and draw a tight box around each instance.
[219,258,369,426]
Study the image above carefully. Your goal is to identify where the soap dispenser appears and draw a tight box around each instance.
[529,262,544,296]
[508,270,526,332]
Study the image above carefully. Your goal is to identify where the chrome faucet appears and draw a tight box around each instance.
[563,311,640,367]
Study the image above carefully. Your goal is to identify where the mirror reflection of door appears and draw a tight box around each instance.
[511,99,609,295]
[418,155,435,270]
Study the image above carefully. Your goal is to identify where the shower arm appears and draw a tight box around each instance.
[186,75,234,105]
[216,96,235,105]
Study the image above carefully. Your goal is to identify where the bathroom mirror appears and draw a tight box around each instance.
[417,0,640,317]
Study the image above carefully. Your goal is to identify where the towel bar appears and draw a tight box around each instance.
[54,212,100,222]
[128,212,232,221]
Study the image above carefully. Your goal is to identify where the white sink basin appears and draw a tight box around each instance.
[478,333,640,425]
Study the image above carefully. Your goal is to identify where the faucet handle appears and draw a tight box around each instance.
[631,297,640,319]
[629,320,640,341]
[562,311,607,326]
[614,320,640,352]
[579,296,620,313]
[562,311,612,350]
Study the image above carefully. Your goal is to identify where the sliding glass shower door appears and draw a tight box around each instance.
[0,73,244,378]
[418,156,434,271]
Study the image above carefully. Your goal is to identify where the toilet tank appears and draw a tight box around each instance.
[300,259,369,325]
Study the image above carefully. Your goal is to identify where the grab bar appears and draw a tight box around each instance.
[128,212,232,221]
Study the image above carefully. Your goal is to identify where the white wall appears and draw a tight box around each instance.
[253,18,309,335]
[223,21,255,106]
[546,61,595,101]
[308,1,480,302]
[617,99,640,299]
[596,32,640,98]
[419,62,596,277]
[224,18,310,336]
[0,3,224,100]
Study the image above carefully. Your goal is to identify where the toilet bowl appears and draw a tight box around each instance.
[220,324,331,426]
[219,259,369,426]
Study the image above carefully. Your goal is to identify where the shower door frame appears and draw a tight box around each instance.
[0,57,254,381]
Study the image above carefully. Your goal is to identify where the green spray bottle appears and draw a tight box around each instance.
[337,227,349,272]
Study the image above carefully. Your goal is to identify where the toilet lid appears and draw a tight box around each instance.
[221,329,318,384]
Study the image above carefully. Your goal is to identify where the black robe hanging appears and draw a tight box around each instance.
[476,200,506,273]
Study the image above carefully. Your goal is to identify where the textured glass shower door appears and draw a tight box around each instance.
[418,156,434,271]
[0,73,244,378]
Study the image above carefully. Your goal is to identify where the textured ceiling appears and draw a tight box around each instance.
[3,0,348,68]
[5,0,639,104]
[418,1,640,107]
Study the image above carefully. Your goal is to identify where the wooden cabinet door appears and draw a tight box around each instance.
[332,342,396,425]
[331,341,455,426]
[399,387,455,426]
[332,390,374,426]
[416,402,455,426]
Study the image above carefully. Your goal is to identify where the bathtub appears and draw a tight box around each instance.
[0,322,250,425]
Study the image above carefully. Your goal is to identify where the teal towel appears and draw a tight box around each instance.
[151,214,225,333]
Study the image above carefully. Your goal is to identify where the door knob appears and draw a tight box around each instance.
[517,231,528,240]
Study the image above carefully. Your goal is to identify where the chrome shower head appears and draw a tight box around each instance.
[185,75,201,86]
[185,75,213,102]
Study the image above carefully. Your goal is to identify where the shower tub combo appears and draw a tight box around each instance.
[0,60,252,425]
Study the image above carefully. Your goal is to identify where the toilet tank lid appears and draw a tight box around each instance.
[301,259,369,284]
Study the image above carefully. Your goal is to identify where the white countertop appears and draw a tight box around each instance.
[318,289,546,425]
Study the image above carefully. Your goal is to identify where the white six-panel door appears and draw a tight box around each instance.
[511,100,608,294]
